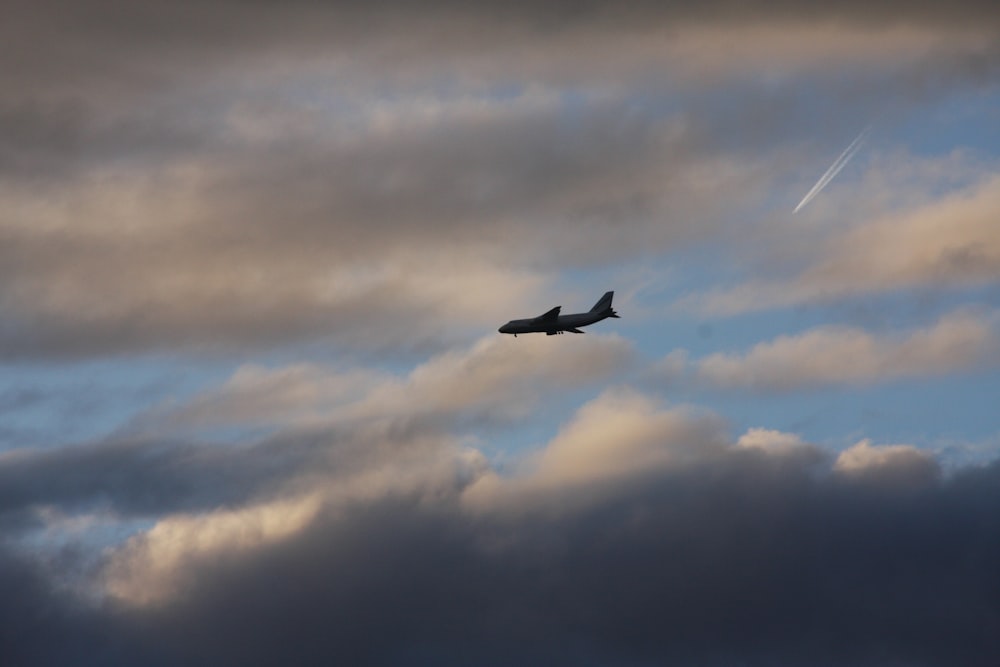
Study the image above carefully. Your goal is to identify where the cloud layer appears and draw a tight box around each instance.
[692,168,1000,315]
[3,3,1000,666]
[3,329,997,664]
[1,2,997,359]
[4,389,1000,666]
[681,309,1000,391]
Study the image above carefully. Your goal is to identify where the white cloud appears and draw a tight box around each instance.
[692,309,998,391]
[100,435,492,608]
[463,388,730,513]
[100,377,951,610]
[104,493,323,607]
[135,333,635,435]
[693,170,1000,315]
[359,334,635,422]
[532,388,727,483]
[834,439,938,479]
[0,164,552,356]
[737,428,814,456]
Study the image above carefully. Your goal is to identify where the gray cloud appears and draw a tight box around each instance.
[2,5,998,664]
[0,548,109,666]
[5,1,996,182]
[0,437,273,521]
[139,460,1000,666]
[0,335,633,522]
[2,374,999,665]
[0,400,459,525]
[0,89,711,359]
[4,435,1000,665]
[1,3,997,359]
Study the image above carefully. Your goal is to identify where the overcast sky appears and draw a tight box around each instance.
[3,2,1000,665]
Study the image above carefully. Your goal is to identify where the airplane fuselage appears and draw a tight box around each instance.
[498,291,619,336]
[498,311,613,336]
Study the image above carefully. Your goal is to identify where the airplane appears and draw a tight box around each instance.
[498,291,619,337]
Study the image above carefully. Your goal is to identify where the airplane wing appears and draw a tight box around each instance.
[566,328,585,334]
[532,306,561,324]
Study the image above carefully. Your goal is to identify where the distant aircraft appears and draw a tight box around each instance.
[498,291,619,336]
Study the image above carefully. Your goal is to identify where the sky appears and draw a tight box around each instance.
[3,2,1000,665]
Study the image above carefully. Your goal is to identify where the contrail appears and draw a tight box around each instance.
[794,125,872,213]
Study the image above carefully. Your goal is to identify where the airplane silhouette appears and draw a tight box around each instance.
[498,291,619,336]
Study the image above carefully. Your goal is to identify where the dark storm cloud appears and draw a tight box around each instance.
[0,437,284,521]
[0,423,440,526]
[0,548,111,667]
[158,469,1000,666]
[5,445,1000,666]
[0,380,992,665]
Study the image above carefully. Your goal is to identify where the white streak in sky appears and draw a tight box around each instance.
[794,126,872,213]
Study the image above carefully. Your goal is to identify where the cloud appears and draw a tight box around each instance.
[737,427,820,458]
[103,493,323,606]
[693,170,1000,315]
[0,547,111,666]
[137,333,634,433]
[101,445,493,609]
[5,2,998,102]
[0,158,554,357]
[0,334,632,525]
[834,439,940,483]
[663,308,1000,391]
[2,5,999,663]
[804,172,1000,289]
[132,364,387,433]
[0,88,725,359]
[0,3,994,361]
[464,389,729,513]
[51,404,1000,664]
[3,376,1000,664]
[0,436,286,524]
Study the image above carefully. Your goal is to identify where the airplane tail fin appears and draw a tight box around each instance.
[590,291,619,317]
